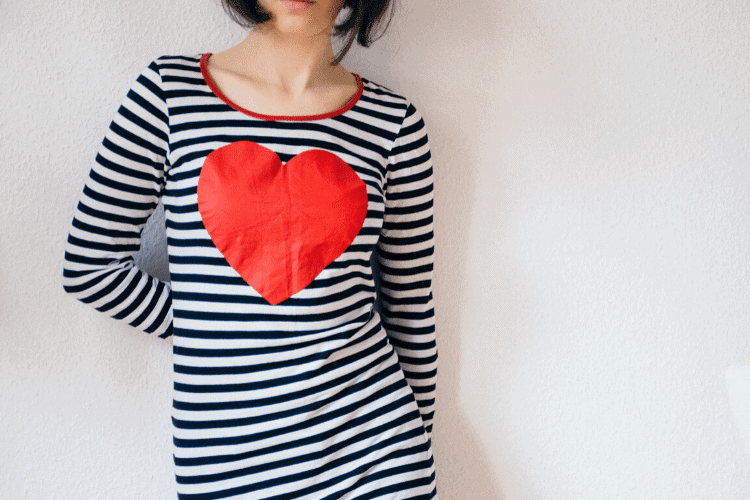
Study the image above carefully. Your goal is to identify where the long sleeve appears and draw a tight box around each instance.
[62,59,172,338]
[377,102,437,439]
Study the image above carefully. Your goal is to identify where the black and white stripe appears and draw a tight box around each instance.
[63,53,437,499]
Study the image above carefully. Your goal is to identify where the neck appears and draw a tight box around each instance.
[234,25,342,98]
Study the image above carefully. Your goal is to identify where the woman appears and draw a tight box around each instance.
[62,0,438,498]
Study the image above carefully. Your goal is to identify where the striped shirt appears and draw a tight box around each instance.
[62,53,437,500]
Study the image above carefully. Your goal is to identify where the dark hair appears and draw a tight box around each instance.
[219,0,395,66]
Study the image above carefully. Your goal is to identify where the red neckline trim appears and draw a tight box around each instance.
[199,52,363,122]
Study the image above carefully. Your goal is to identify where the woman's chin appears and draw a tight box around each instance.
[262,21,330,38]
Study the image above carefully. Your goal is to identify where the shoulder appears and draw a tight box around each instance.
[133,54,204,81]
[127,54,205,99]
[144,53,203,76]
[152,53,203,66]
[126,54,202,83]
[358,76,427,133]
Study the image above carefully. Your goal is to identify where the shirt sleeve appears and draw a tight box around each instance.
[62,58,173,339]
[377,101,438,440]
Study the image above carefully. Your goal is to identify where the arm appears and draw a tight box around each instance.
[377,101,438,440]
[62,59,172,338]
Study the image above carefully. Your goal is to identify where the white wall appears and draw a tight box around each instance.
[2,0,749,498]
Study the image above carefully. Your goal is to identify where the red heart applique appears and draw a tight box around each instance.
[197,141,368,305]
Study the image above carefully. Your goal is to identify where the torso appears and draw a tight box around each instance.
[66,53,438,498]
[205,50,359,117]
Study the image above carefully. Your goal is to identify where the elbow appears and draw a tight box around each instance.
[61,255,75,295]
[61,264,81,297]
[61,250,97,298]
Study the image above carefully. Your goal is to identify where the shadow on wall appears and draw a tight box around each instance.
[135,201,170,282]
[377,0,525,497]
[426,119,507,498]
[391,2,510,498]
[436,392,507,500]
[726,361,750,469]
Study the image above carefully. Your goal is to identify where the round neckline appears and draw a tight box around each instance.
[199,52,363,122]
